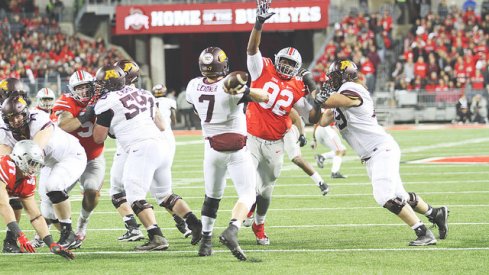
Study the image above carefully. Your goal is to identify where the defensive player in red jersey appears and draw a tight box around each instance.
[244,1,327,245]
[35,88,58,122]
[0,140,73,259]
[52,70,104,248]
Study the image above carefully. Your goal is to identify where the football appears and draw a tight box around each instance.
[222,71,249,95]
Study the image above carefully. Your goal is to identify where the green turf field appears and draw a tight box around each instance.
[1,126,489,274]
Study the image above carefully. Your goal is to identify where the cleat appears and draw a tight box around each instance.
[318,181,330,196]
[251,222,270,246]
[76,216,89,238]
[315,154,325,169]
[58,229,76,249]
[2,239,21,253]
[198,234,213,256]
[428,206,449,240]
[70,233,85,249]
[189,221,202,245]
[409,228,437,246]
[135,235,169,251]
[173,215,192,238]
[118,224,145,242]
[30,234,45,248]
[219,224,247,261]
[331,172,347,179]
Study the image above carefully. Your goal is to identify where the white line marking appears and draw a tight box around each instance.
[64,204,489,215]
[2,247,489,256]
[3,222,487,234]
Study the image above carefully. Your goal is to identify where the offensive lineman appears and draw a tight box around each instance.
[152,83,191,237]
[0,95,87,249]
[187,47,269,260]
[93,64,202,251]
[319,58,449,246]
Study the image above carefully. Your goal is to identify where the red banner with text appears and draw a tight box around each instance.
[115,0,328,35]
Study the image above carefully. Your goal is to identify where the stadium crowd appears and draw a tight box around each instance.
[0,10,123,84]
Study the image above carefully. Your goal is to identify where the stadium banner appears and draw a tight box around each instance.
[115,0,328,35]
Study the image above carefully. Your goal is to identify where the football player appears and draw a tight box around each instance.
[0,95,87,249]
[51,70,105,248]
[311,122,348,179]
[244,3,326,245]
[284,109,329,194]
[108,60,145,242]
[35,87,57,122]
[93,64,202,251]
[152,83,191,237]
[318,58,449,245]
[187,47,268,260]
[0,78,28,253]
[0,140,74,259]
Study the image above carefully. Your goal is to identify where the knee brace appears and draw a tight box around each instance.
[407,192,419,208]
[201,195,221,219]
[383,197,406,215]
[46,191,69,204]
[9,198,23,210]
[111,192,127,209]
[159,194,182,211]
[131,200,153,215]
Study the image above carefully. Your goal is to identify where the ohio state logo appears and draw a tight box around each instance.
[124,8,149,31]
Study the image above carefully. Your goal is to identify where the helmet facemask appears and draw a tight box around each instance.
[72,82,94,105]
[274,47,302,80]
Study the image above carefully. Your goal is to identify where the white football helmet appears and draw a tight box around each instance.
[68,70,94,105]
[10,140,44,176]
[36,88,56,110]
[274,47,302,79]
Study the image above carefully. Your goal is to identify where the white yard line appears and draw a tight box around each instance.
[2,222,487,233]
[2,247,489,256]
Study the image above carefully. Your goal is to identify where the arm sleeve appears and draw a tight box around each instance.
[96,110,114,127]
[247,51,264,81]
[293,97,313,123]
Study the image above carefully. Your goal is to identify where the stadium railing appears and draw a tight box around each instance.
[373,88,489,125]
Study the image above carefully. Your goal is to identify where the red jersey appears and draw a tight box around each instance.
[247,57,306,141]
[52,94,104,160]
[0,156,36,198]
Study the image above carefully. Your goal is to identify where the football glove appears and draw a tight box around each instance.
[297,134,307,147]
[315,80,335,105]
[50,243,75,260]
[78,105,95,124]
[17,233,35,253]
[257,12,275,24]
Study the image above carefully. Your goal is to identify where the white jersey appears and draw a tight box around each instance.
[333,82,394,159]
[0,110,83,167]
[186,76,246,137]
[156,97,176,132]
[94,86,161,151]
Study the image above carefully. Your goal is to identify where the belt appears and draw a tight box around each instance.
[361,148,378,163]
